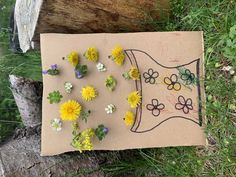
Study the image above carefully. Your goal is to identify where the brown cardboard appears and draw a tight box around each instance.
[41,32,206,156]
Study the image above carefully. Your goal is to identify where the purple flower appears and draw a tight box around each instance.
[51,64,58,70]
[42,70,48,75]
[75,70,82,78]
[103,127,109,134]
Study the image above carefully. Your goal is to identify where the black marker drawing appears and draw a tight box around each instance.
[175,95,193,114]
[164,74,181,91]
[124,49,203,133]
[146,99,165,117]
[179,68,196,85]
[143,68,159,84]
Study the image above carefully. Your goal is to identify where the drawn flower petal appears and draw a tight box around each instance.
[152,99,158,106]
[157,103,165,110]
[178,96,186,104]
[164,77,172,85]
[152,72,159,78]
[148,68,154,75]
[185,69,191,75]
[175,103,184,110]
[149,77,156,84]
[183,106,189,114]
[145,77,151,83]
[143,72,150,78]
[186,98,192,106]
[146,104,154,111]
[188,105,193,110]
[171,74,178,82]
[181,74,189,80]
[152,109,160,116]
[167,84,174,90]
[174,83,181,91]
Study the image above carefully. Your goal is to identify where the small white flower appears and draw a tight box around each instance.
[64,82,73,93]
[105,104,116,114]
[51,118,62,131]
[222,66,235,75]
[96,62,106,72]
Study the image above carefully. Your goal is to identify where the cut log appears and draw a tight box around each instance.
[1,75,128,177]
[9,75,43,127]
[0,125,106,177]
[13,0,170,52]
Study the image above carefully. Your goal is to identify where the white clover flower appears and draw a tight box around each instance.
[222,66,235,75]
[64,82,73,93]
[105,104,116,114]
[50,118,62,131]
[96,62,106,72]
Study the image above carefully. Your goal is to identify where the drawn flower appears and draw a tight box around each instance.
[81,86,97,101]
[179,68,195,85]
[47,91,63,104]
[127,91,141,108]
[146,99,165,117]
[123,66,140,80]
[64,82,73,93]
[110,46,125,66]
[105,75,117,91]
[164,74,181,91]
[60,100,82,121]
[124,111,135,126]
[105,104,116,114]
[143,68,159,84]
[84,47,99,62]
[50,118,62,131]
[175,95,193,114]
[96,62,106,72]
[68,51,79,67]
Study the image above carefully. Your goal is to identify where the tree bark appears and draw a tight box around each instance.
[9,75,43,127]
[0,75,123,177]
[13,0,170,52]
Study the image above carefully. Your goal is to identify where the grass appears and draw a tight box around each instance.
[0,0,42,141]
[0,0,236,176]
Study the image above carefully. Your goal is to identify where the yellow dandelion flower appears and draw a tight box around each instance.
[84,47,99,62]
[81,86,97,101]
[68,51,79,67]
[124,111,135,126]
[129,66,140,80]
[60,100,81,121]
[111,46,125,66]
[127,91,141,108]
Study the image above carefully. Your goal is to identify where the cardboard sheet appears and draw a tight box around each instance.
[41,32,206,156]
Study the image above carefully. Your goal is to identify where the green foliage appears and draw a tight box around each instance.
[0,98,23,142]
[219,25,236,66]
[80,110,91,123]
[47,91,63,104]
[75,64,88,79]
[71,125,94,153]
[0,0,236,176]
[95,124,108,141]
[47,69,59,75]
[105,75,117,91]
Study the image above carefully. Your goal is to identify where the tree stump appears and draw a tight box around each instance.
[0,75,124,177]
[13,0,170,52]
